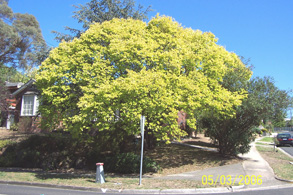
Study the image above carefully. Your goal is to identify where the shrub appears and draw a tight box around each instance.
[10,123,18,131]
[0,134,160,174]
[0,140,14,150]
[252,127,262,135]
[104,152,160,174]
[0,142,17,166]
[0,134,79,169]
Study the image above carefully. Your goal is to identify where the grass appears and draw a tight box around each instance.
[258,137,274,143]
[0,169,224,190]
[255,142,270,146]
[256,146,293,180]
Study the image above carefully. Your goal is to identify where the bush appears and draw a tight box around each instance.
[0,134,160,174]
[0,143,17,166]
[104,152,160,174]
[0,134,81,169]
[252,127,262,135]
[0,140,14,150]
[10,123,18,131]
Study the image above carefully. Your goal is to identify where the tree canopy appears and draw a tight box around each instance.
[53,0,152,42]
[0,65,29,82]
[37,15,251,143]
[0,0,49,72]
[202,76,292,155]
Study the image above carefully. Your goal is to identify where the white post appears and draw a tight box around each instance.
[139,115,145,185]
[96,163,105,184]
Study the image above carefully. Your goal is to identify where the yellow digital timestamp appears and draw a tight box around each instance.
[202,175,262,186]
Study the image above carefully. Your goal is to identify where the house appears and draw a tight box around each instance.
[3,79,40,132]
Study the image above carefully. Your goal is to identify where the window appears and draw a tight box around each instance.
[21,95,39,116]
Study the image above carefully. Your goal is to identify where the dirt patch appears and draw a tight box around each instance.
[145,134,240,176]
[181,134,216,149]
[0,129,33,142]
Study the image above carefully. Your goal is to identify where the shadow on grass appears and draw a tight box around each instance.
[0,134,31,141]
[21,143,239,180]
[34,172,141,181]
[35,172,94,180]
[145,144,239,172]
[183,140,216,148]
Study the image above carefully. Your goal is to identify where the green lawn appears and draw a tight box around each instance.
[0,170,224,189]
[258,137,274,143]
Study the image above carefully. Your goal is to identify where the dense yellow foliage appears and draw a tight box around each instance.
[36,15,251,141]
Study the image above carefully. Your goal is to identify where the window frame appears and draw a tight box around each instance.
[21,94,39,116]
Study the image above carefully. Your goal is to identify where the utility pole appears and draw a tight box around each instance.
[139,115,145,185]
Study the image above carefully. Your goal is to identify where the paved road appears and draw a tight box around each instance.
[0,183,293,195]
[233,186,293,195]
[0,184,104,195]
[280,146,293,157]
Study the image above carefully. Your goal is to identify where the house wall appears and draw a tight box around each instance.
[4,81,42,132]
[177,111,186,130]
[18,116,42,133]
[2,87,21,129]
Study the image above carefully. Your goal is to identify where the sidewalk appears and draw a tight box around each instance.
[158,141,286,189]
[240,142,285,188]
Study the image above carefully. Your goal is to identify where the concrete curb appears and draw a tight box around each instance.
[160,187,231,194]
[230,185,245,192]
[253,141,293,184]
[274,176,293,184]
[121,189,160,194]
[0,180,246,194]
[0,180,108,193]
[276,147,293,159]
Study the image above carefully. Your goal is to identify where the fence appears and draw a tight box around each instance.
[274,127,293,132]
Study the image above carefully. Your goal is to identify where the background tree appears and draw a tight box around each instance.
[201,76,292,156]
[37,16,251,151]
[0,79,8,126]
[0,0,49,73]
[287,118,293,127]
[53,0,152,42]
[0,66,28,82]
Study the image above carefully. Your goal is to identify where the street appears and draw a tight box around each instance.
[280,146,293,156]
[0,184,293,195]
[0,184,102,195]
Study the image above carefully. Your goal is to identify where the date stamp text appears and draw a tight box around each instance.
[202,175,262,186]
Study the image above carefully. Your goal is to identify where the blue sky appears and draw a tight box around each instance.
[8,0,293,93]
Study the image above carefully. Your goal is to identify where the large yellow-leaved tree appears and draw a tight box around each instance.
[36,15,251,147]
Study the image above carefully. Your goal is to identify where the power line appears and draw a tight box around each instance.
[45,40,56,48]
